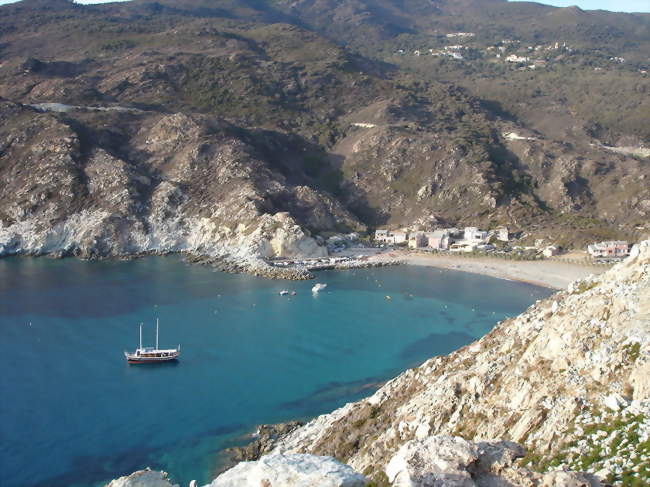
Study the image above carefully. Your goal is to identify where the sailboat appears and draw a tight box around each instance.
[124,319,180,364]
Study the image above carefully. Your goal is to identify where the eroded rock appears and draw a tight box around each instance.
[206,454,366,487]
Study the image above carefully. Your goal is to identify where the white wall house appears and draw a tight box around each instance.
[464,227,488,242]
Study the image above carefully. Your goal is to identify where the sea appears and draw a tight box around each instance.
[0,256,552,487]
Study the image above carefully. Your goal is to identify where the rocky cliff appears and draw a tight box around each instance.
[0,101,359,269]
[267,240,650,485]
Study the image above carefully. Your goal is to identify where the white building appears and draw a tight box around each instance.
[542,246,559,258]
[464,227,488,242]
[587,241,629,258]
[505,54,529,63]
[393,231,408,244]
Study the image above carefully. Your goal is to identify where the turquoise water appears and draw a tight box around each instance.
[0,256,551,487]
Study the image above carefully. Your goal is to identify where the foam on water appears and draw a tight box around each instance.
[0,256,551,487]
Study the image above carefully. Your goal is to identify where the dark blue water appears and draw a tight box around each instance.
[0,256,551,487]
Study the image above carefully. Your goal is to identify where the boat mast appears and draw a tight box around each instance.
[139,323,143,349]
[156,318,159,350]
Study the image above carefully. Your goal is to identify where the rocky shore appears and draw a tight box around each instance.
[266,240,649,485]
[103,240,650,486]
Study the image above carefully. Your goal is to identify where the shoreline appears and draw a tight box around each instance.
[1,249,605,289]
[370,250,607,290]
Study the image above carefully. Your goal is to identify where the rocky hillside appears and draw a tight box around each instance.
[0,0,649,264]
[266,240,650,485]
[0,101,360,269]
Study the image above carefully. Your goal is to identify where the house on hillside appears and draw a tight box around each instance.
[587,241,629,258]
[506,54,529,63]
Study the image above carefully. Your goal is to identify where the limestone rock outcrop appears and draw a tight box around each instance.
[205,454,366,487]
[385,435,600,487]
[0,103,353,270]
[104,469,178,487]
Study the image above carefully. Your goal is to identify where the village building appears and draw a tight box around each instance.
[408,232,428,249]
[393,231,408,244]
[374,229,391,243]
[464,227,488,243]
[374,229,401,245]
[426,229,451,250]
[587,241,629,258]
[497,227,509,242]
[450,242,477,253]
[542,246,559,258]
[505,54,529,63]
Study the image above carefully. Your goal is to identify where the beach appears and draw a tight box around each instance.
[371,250,607,290]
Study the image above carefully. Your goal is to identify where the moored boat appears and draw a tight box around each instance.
[312,283,327,293]
[124,319,180,364]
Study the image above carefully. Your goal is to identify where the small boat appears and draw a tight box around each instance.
[312,283,327,293]
[124,319,180,364]
[279,290,289,296]
[291,291,297,296]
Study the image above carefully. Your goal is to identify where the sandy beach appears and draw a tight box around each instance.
[371,251,607,290]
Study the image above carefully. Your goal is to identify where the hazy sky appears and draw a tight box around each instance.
[509,0,650,12]
[0,0,647,13]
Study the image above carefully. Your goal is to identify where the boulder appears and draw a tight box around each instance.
[103,469,178,487]
[385,435,478,487]
[206,453,366,487]
[384,436,602,487]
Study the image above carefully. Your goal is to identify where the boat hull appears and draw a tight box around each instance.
[125,351,180,364]
[127,356,179,364]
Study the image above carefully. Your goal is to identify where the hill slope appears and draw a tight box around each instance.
[0,0,649,263]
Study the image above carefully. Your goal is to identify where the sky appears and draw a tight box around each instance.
[509,0,650,12]
[0,0,647,13]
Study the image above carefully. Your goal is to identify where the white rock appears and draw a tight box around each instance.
[206,454,366,487]
[103,469,178,487]
[602,393,627,412]
[385,435,477,487]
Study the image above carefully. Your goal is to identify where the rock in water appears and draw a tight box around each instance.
[103,469,178,487]
[206,453,366,487]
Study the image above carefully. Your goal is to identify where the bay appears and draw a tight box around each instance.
[0,256,551,487]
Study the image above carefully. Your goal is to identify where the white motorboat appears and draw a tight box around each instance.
[312,283,327,293]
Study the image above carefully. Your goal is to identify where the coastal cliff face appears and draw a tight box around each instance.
[269,241,650,484]
[0,102,358,265]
